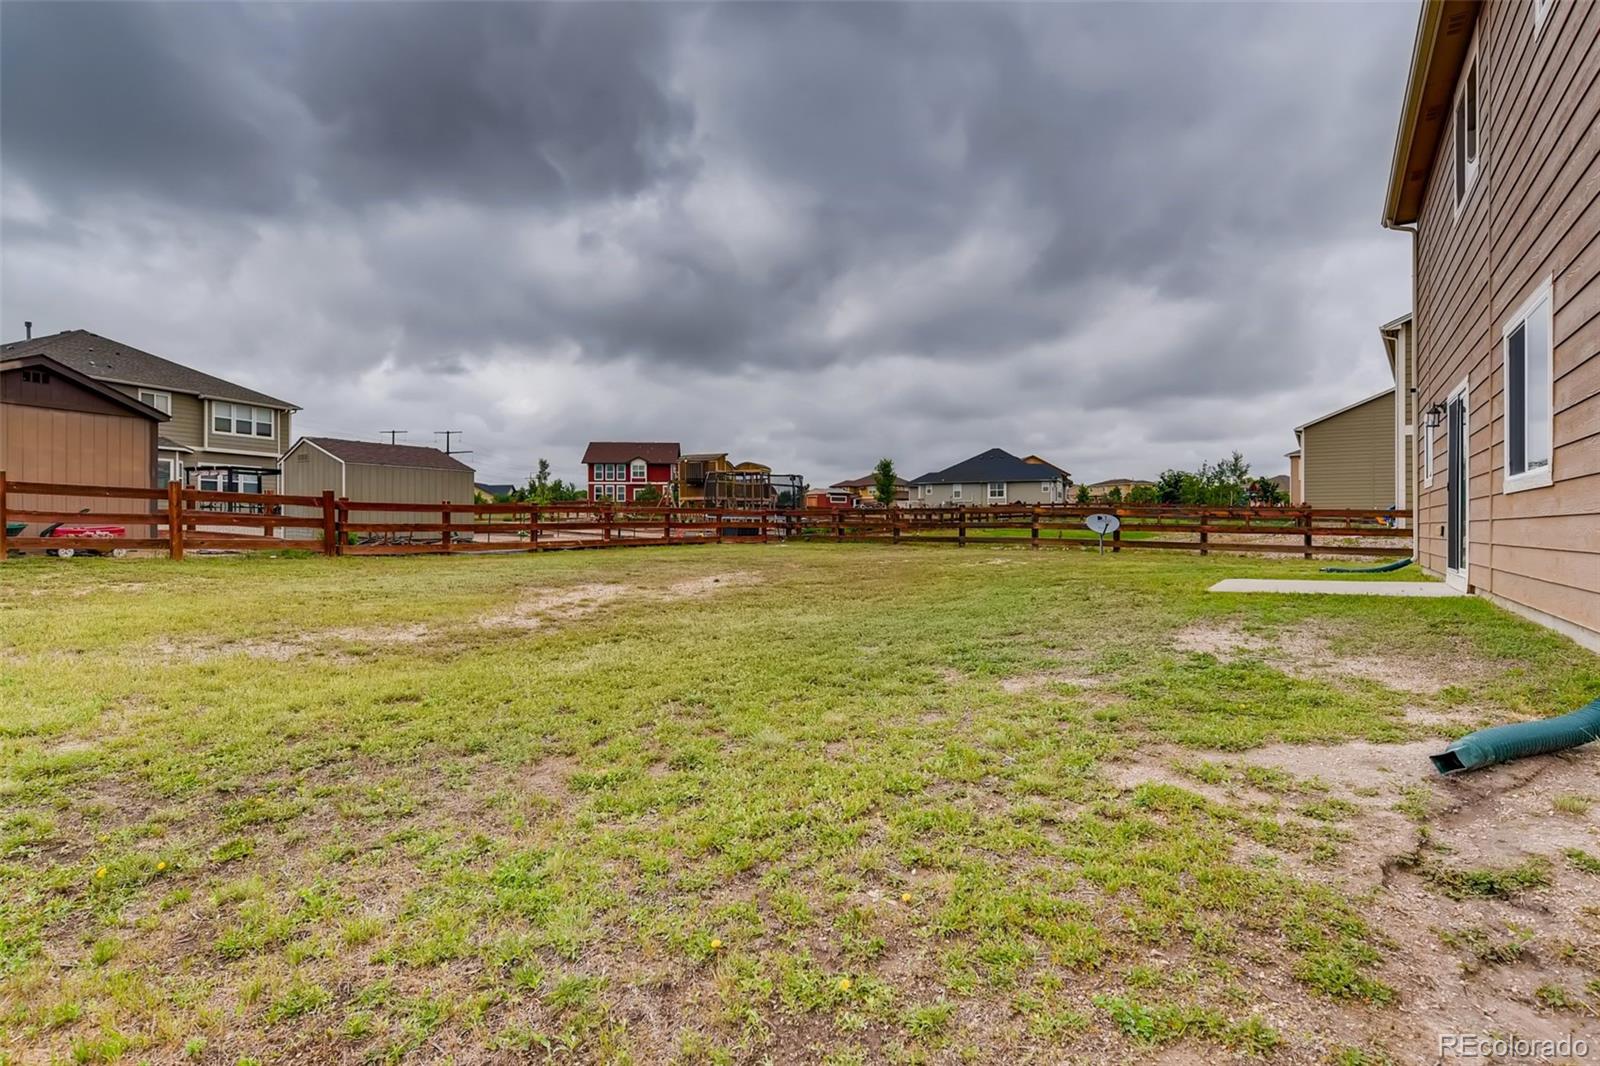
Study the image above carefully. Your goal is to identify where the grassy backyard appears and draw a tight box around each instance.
[2,544,1598,1064]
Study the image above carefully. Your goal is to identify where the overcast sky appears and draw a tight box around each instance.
[1,1,1416,486]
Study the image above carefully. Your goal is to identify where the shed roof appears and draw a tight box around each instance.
[1,352,170,421]
[1,329,297,409]
[829,475,911,489]
[583,441,681,464]
[910,448,1070,486]
[1293,388,1396,434]
[299,437,474,472]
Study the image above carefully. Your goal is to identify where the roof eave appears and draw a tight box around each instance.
[1383,1,1479,228]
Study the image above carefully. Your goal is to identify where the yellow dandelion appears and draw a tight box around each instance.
[837,978,852,992]
[709,938,722,950]
[901,892,912,903]
[157,861,168,872]
[95,866,108,880]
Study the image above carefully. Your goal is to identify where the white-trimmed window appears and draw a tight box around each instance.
[631,459,647,481]
[199,474,221,492]
[212,402,273,439]
[950,484,962,501]
[156,458,178,489]
[988,482,1006,501]
[1503,279,1554,492]
[138,389,172,414]
[1453,47,1480,210]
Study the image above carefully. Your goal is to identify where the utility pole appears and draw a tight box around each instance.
[380,429,408,445]
[435,430,472,458]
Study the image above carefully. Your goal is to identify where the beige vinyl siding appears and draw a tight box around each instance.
[105,386,294,484]
[913,481,1064,506]
[1300,392,1397,509]
[1,404,158,521]
[1411,0,1600,642]
[279,442,475,540]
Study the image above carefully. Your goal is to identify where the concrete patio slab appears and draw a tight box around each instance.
[1208,579,1463,597]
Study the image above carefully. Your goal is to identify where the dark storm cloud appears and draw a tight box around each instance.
[0,1,1416,485]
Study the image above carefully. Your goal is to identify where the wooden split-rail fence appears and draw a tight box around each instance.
[0,474,1412,562]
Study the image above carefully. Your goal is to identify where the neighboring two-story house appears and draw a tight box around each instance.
[1382,0,1598,648]
[909,448,1071,506]
[0,330,298,494]
[582,441,678,502]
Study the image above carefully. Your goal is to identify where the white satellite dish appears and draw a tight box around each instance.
[1085,512,1120,553]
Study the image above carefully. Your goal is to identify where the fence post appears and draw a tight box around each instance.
[602,503,613,545]
[529,505,541,552]
[892,507,901,544]
[834,509,843,542]
[1031,506,1040,549]
[262,490,276,538]
[1112,517,1121,554]
[1199,521,1209,556]
[0,471,7,561]
[1302,507,1313,560]
[336,498,349,555]
[320,491,337,557]
[168,480,185,561]
[958,506,966,547]
[442,504,453,553]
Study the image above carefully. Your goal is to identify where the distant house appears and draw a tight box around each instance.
[0,329,297,494]
[280,437,475,540]
[1285,449,1303,504]
[909,449,1070,506]
[1083,477,1155,499]
[805,487,854,509]
[583,442,678,503]
[829,474,911,506]
[1291,391,1396,510]
[1,352,168,524]
[1381,1,1597,643]
[474,482,517,502]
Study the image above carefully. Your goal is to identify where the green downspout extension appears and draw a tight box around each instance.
[1431,697,1600,774]
[1320,557,1415,574]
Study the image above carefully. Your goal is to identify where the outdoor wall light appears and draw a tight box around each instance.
[1423,402,1446,430]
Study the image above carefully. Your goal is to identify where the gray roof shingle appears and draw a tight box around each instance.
[299,437,474,472]
[910,448,1070,486]
[0,330,297,409]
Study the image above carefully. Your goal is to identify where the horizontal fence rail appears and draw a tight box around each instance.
[0,473,1413,562]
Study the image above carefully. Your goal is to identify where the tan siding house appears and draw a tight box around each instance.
[1292,390,1398,510]
[1383,0,1599,649]
[280,437,476,540]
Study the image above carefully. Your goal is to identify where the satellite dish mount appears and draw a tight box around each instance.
[1084,512,1121,554]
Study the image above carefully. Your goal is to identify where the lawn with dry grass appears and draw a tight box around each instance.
[2,544,1598,1064]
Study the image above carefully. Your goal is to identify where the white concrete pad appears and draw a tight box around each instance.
[1208,578,1463,597]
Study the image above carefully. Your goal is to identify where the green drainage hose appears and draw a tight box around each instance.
[1320,557,1414,574]
[1431,697,1600,774]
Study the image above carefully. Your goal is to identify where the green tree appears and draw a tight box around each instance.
[872,458,899,507]
[1106,485,1123,504]
[1155,469,1186,505]
[1075,483,1092,504]
[1129,485,1158,505]
[633,485,663,506]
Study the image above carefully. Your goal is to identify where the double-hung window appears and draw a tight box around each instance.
[138,389,172,414]
[213,402,273,439]
[1503,279,1554,492]
[631,460,647,481]
[988,482,1006,501]
[1453,48,1480,210]
[950,485,962,502]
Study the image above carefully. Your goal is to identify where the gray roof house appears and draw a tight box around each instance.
[909,448,1071,507]
[0,329,298,494]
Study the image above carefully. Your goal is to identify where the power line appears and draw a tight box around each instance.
[435,430,472,457]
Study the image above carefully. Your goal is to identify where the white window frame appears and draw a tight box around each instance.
[1501,277,1555,494]
[199,474,222,492]
[950,484,962,502]
[1452,39,1481,215]
[157,458,179,489]
[211,401,275,440]
[987,481,1006,501]
[631,459,647,481]
[138,389,172,415]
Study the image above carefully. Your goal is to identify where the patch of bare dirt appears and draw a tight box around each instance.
[1172,620,1478,696]
[998,669,1102,695]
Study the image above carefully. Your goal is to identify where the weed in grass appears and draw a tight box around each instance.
[1437,925,1534,972]
[1419,857,1551,900]
[1553,793,1592,815]
[1566,848,1600,875]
